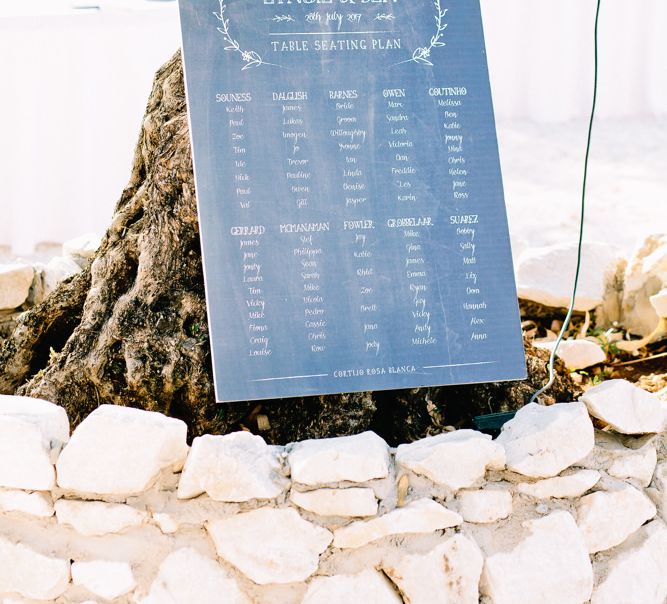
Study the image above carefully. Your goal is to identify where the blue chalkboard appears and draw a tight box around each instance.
[179,0,526,402]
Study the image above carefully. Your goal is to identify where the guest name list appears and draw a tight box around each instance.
[179,0,526,401]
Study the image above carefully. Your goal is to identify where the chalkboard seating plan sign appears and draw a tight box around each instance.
[179,0,526,402]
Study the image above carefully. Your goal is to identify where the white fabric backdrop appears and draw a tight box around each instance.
[0,1,182,255]
[482,0,667,122]
[1,0,665,255]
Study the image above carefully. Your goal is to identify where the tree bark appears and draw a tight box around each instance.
[0,52,580,444]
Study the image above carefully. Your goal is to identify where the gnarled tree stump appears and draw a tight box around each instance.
[0,52,580,444]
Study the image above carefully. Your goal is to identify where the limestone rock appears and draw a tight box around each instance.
[288,431,390,486]
[23,263,46,307]
[592,520,667,604]
[649,288,667,318]
[303,569,402,604]
[206,507,332,584]
[0,490,54,517]
[576,483,657,553]
[290,487,378,517]
[458,488,513,524]
[0,263,34,310]
[395,429,505,491]
[332,498,462,549]
[516,469,601,499]
[178,432,287,502]
[56,405,188,496]
[595,250,627,327]
[1,598,56,604]
[0,536,70,600]
[579,431,658,481]
[621,234,667,336]
[139,548,250,604]
[383,534,483,604]
[71,560,136,600]
[652,462,667,517]
[641,238,667,281]
[152,512,179,534]
[516,241,618,311]
[0,395,69,490]
[42,256,81,297]
[497,402,594,478]
[0,395,69,457]
[55,500,147,536]
[581,379,665,434]
[481,511,593,604]
[608,443,657,487]
[533,339,606,370]
[62,232,102,268]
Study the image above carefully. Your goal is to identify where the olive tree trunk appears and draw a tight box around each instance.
[0,52,580,444]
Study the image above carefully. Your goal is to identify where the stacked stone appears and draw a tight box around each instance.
[0,379,665,603]
[516,235,667,367]
[0,234,100,316]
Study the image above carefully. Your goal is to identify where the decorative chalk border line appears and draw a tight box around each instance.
[214,0,281,70]
[394,0,448,67]
[214,0,446,70]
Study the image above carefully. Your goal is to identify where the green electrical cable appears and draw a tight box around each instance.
[530,0,602,405]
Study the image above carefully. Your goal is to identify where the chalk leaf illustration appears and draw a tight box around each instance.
[214,0,279,70]
[394,0,448,67]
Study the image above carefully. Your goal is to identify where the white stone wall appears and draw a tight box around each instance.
[0,379,665,603]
